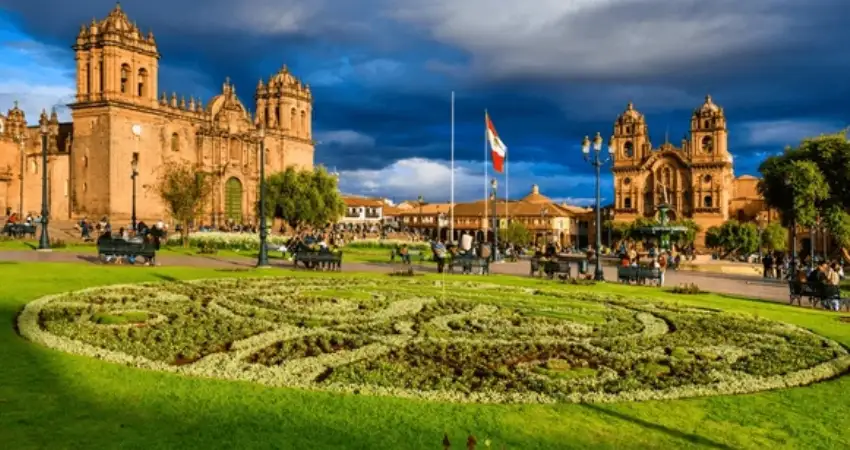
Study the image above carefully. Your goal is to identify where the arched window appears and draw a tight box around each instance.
[624,197,632,209]
[703,120,710,129]
[171,132,179,152]
[301,110,306,136]
[290,108,296,134]
[703,195,713,208]
[98,62,104,93]
[85,62,91,94]
[120,64,130,94]
[623,141,634,157]
[264,104,271,128]
[275,106,281,128]
[701,136,713,153]
[137,68,148,97]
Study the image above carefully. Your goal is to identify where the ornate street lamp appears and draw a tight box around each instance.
[784,177,797,268]
[14,132,26,217]
[491,178,498,261]
[581,132,615,281]
[130,124,141,232]
[257,125,270,268]
[37,114,50,251]
[418,195,424,236]
[540,206,548,246]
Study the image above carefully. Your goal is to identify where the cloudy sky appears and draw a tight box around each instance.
[1,0,848,205]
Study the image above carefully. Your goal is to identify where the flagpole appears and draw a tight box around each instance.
[450,91,455,243]
[505,147,509,227]
[484,110,489,233]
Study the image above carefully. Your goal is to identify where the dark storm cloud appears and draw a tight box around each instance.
[2,0,848,200]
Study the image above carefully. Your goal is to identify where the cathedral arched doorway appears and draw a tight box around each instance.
[224,177,243,223]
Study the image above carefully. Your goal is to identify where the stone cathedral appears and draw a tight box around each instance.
[610,96,764,234]
[0,3,314,225]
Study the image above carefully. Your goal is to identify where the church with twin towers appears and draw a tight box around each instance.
[0,3,315,225]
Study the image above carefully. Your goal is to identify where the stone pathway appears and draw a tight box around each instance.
[0,250,791,304]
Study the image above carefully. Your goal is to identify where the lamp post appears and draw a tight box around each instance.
[581,132,615,281]
[257,125,270,268]
[418,195,424,236]
[130,124,141,232]
[491,178,498,261]
[785,177,797,268]
[540,206,548,247]
[15,132,25,217]
[37,116,50,251]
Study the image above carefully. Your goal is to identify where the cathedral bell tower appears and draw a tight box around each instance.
[611,102,650,167]
[689,95,729,163]
[73,3,160,107]
[254,65,313,140]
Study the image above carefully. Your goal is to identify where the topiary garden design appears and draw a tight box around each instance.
[18,277,850,404]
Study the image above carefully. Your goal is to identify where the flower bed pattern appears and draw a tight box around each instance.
[18,277,850,404]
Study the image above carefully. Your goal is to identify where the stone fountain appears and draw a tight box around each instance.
[636,202,689,252]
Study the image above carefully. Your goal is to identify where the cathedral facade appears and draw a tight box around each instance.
[0,4,314,225]
[610,96,764,235]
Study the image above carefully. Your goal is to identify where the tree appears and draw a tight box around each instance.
[264,166,345,231]
[670,219,701,247]
[152,159,213,246]
[759,131,845,243]
[761,222,788,252]
[704,220,759,258]
[501,221,531,246]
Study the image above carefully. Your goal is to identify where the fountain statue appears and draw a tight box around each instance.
[634,181,688,252]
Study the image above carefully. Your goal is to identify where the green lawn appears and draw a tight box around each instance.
[2,262,849,449]
[0,239,414,264]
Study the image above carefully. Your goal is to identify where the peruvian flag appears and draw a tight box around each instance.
[486,112,507,173]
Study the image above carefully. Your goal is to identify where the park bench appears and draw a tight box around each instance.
[530,257,571,280]
[617,266,663,285]
[294,251,342,271]
[788,281,847,309]
[96,237,157,264]
[3,223,37,238]
[448,255,490,275]
[617,266,639,283]
[389,248,426,264]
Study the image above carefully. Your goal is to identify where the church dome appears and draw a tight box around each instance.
[269,65,300,87]
[617,102,644,123]
[6,100,25,122]
[694,95,723,116]
[100,3,137,34]
[521,184,552,204]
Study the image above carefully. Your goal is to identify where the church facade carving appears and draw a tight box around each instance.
[610,96,759,238]
[0,3,314,225]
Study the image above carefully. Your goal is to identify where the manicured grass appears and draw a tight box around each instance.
[1,262,849,449]
[0,239,418,265]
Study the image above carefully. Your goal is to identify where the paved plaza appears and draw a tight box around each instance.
[0,250,791,304]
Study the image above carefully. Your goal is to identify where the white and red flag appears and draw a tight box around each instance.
[486,112,507,173]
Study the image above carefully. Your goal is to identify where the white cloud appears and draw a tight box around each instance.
[389,0,790,80]
[337,157,601,204]
[0,39,75,122]
[741,119,845,146]
[316,130,376,147]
